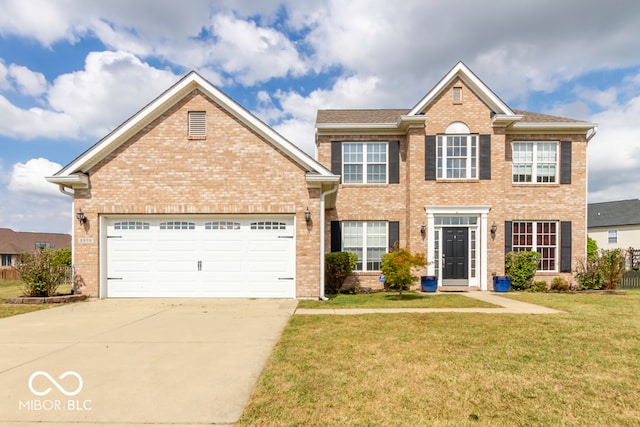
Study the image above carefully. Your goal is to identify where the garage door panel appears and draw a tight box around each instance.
[106,216,295,298]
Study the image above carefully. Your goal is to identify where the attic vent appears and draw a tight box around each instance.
[188,111,206,137]
[452,87,462,103]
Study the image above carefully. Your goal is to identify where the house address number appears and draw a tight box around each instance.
[78,237,94,244]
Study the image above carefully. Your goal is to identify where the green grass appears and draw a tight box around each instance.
[0,280,72,318]
[239,291,640,426]
[297,291,498,309]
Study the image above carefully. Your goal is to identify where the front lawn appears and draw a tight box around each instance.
[297,291,498,309]
[240,291,640,426]
[0,280,72,318]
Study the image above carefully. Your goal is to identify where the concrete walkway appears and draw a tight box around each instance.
[294,292,563,315]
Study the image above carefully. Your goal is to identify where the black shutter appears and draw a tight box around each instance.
[425,135,436,180]
[479,134,491,180]
[560,221,572,272]
[504,221,513,254]
[330,221,342,252]
[389,140,400,184]
[560,141,572,184]
[331,141,342,181]
[388,221,400,251]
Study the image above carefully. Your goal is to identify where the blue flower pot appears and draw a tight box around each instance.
[493,276,511,292]
[421,276,438,292]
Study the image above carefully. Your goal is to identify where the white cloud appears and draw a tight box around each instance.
[204,14,308,85]
[48,51,179,139]
[587,94,640,202]
[0,95,79,139]
[0,60,9,90]
[7,64,48,96]
[8,158,63,196]
[0,158,71,233]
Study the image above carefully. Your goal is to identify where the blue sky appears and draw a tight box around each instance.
[1,0,639,233]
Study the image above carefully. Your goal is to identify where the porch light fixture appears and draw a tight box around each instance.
[76,208,87,224]
[305,207,311,223]
[490,222,497,238]
[420,224,426,235]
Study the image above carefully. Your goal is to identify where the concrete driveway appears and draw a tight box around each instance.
[0,298,297,426]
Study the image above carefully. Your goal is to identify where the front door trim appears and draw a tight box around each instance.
[424,206,491,291]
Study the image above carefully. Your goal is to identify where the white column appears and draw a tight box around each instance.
[480,212,488,291]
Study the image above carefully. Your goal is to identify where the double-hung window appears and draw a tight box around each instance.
[343,142,387,184]
[512,221,558,271]
[437,135,477,179]
[512,141,558,183]
[342,221,387,271]
[608,229,618,244]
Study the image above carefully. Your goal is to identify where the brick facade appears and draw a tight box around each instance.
[68,86,329,298]
[317,66,593,291]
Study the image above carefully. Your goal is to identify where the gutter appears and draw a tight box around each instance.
[319,184,338,301]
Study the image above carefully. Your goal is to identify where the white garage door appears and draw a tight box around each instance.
[105,216,295,298]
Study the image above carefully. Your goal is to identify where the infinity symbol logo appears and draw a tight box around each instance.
[28,371,83,397]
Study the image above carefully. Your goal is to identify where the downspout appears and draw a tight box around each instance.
[58,185,74,197]
[319,184,338,301]
[57,185,75,293]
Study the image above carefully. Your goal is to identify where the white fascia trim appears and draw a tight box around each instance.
[508,121,598,134]
[316,123,401,135]
[424,205,492,215]
[54,72,334,179]
[492,114,523,127]
[45,173,89,189]
[409,62,515,117]
[305,174,340,188]
[315,115,425,136]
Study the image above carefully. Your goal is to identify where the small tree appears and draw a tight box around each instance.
[381,248,426,300]
[14,249,69,297]
[505,251,541,291]
[599,248,626,290]
[325,252,358,294]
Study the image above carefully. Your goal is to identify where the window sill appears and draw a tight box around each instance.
[512,183,560,187]
[341,184,390,188]
[188,135,207,140]
[436,179,480,183]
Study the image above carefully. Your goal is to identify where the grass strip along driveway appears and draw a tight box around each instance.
[240,291,640,426]
[297,291,498,309]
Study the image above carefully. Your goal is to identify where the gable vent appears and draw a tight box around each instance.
[188,111,206,137]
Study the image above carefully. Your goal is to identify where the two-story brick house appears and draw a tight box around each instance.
[47,62,596,298]
[316,62,597,291]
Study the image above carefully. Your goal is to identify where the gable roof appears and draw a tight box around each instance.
[588,199,640,228]
[47,71,338,190]
[0,228,71,255]
[316,62,597,138]
[408,61,514,116]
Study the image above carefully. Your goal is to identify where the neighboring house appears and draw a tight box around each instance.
[316,62,597,291]
[47,62,597,298]
[47,72,339,298]
[588,199,640,267]
[0,228,71,268]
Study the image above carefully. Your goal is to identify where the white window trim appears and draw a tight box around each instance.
[436,134,478,180]
[608,229,618,244]
[342,221,388,272]
[425,206,490,291]
[512,141,559,184]
[342,142,389,184]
